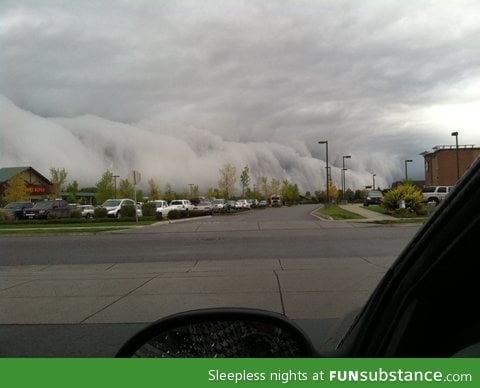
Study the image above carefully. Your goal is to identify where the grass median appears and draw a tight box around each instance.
[316,205,366,220]
[0,218,158,234]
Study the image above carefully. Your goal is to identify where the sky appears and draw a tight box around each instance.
[1,0,480,194]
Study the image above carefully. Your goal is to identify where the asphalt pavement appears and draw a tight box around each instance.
[0,205,407,356]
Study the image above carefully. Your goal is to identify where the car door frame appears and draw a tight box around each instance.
[335,159,480,357]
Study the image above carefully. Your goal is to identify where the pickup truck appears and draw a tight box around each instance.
[150,200,170,217]
[421,186,454,204]
[23,199,72,219]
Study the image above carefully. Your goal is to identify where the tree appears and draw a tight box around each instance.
[66,180,79,203]
[148,179,161,200]
[270,178,281,197]
[164,183,176,202]
[50,167,68,199]
[191,184,200,198]
[119,179,135,199]
[257,176,269,199]
[4,173,28,203]
[96,170,114,204]
[240,165,250,197]
[206,187,222,199]
[281,179,300,205]
[218,163,237,199]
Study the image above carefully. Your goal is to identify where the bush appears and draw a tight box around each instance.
[47,212,58,220]
[167,209,180,219]
[94,207,108,218]
[155,212,163,221]
[382,183,423,215]
[70,210,82,219]
[0,211,7,221]
[142,202,157,217]
[167,209,189,220]
[119,204,137,217]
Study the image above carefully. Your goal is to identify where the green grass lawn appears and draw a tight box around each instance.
[0,219,157,234]
[316,205,366,220]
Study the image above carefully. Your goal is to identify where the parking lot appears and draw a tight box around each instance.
[0,204,420,355]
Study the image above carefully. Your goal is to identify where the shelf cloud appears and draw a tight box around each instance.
[1,1,479,193]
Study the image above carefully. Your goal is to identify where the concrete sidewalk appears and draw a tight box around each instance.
[338,203,398,221]
[0,256,396,325]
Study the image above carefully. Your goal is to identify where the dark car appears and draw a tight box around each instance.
[363,190,383,206]
[1,201,33,220]
[118,158,480,358]
[23,199,72,219]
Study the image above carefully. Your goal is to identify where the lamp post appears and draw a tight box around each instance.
[318,141,329,205]
[372,173,376,190]
[451,131,460,181]
[404,160,413,181]
[113,175,120,199]
[342,155,351,200]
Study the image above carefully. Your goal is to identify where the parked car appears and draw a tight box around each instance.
[226,200,237,212]
[101,198,141,218]
[191,200,213,215]
[234,199,250,209]
[23,199,72,219]
[78,205,95,218]
[149,200,170,217]
[169,199,193,212]
[363,190,383,206]
[270,195,282,207]
[211,199,226,212]
[421,185,454,204]
[1,201,33,220]
[258,200,268,208]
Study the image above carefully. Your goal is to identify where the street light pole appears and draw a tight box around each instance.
[404,160,413,181]
[451,131,460,181]
[372,173,376,190]
[342,155,351,201]
[319,141,329,206]
[113,175,120,199]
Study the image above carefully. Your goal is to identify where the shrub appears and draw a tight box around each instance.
[94,207,108,218]
[382,183,423,215]
[142,202,157,217]
[167,209,180,219]
[70,210,82,219]
[155,212,163,221]
[120,204,137,217]
[47,212,58,220]
[167,209,189,220]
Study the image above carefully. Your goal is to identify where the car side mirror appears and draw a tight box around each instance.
[116,308,317,358]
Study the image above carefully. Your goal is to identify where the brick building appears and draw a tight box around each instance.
[421,145,480,186]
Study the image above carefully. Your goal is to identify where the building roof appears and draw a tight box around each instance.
[0,166,51,184]
[420,145,479,156]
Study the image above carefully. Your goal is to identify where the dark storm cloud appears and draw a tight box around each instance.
[1,0,480,192]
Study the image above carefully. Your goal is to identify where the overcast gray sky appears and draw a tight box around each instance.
[1,0,480,193]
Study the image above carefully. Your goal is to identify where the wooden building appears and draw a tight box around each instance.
[0,166,53,201]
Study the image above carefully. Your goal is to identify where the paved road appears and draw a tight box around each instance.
[0,204,422,356]
[0,205,419,266]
